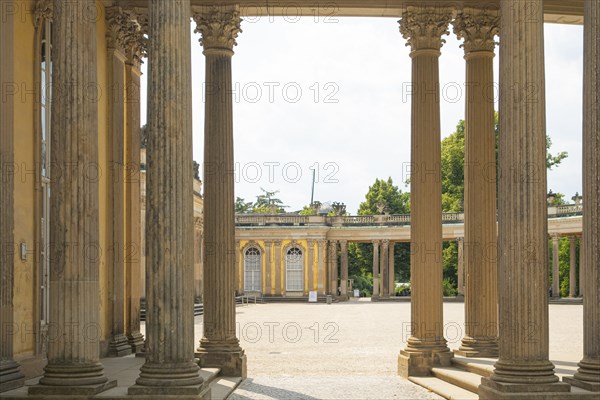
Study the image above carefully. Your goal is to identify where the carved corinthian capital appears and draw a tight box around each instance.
[34,0,53,27]
[399,6,453,52]
[106,7,147,68]
[193,6,242,52]
[453,7,500,54]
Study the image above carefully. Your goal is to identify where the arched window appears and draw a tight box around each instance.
[244,247,261,292]
[286,247,304,291]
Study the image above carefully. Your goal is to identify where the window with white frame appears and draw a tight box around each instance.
[285,247,304,291]
[244,247,261,292]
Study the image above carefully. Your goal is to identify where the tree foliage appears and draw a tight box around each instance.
[357,177,410,215]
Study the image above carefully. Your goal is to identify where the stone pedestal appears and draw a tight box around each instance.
[479,1,570,397]
[128,0,204,394]
[194,6,246,378]
[397,6,453,377]
[453,7,499,358]
[29,0,114,395]
[0,2,24,393]
[564,0,600,392]
[372,240,380,300]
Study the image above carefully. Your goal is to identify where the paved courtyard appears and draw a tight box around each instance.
[188,299,583,399]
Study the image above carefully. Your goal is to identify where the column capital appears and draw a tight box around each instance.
[33,0,53,28]
[453,7,499,55]
[106,6,147,68]
[398,6,453,54]
[372,239,380,245]
[193,6,242,54]
[381,239,390,248]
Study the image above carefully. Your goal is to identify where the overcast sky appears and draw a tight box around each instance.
[141,18,584,214]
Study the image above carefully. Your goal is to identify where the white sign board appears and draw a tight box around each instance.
[308,291,318,303]
[354,289,360,297]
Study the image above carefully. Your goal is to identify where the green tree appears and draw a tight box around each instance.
[253,188,287,214]
[349,178,411,296]
[235,197,253,214]
[441,114,570,295]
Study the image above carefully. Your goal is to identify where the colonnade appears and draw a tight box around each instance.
[550,234,583,298]
[0,1,598,398]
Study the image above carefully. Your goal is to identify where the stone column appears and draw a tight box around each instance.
[456,237,464,296]
[398,6,453,377]
[569,236,577,297]
[128,0,204,395]
[552,235,560,298]
[29,0,115,395]
[123,22,145,354]
[480,0,570,397]
[565,0,600,391]
[0,0,25,392]
[317,240,327,295]
[372,240,380,299]
[389,242,395,296]
[106,7,132,358]
[328,240,338,296]
[579,236,584,297]
[380,240,389,297]
[264,240,272,295]
[194,219,203,299]
[194,6,246,378]
[307,240,315,294]
[340,240,348,299]
[454,8,499,357]
[235,240,241,295]
[274,241,282,295]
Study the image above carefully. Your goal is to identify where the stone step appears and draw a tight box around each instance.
[451,357,494,378]
[408,376,478,400]
[208,377,243,400]
[431,367,482,394]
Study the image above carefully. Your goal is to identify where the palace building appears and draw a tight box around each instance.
[0,1,598,399]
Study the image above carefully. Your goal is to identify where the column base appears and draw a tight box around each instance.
[108,333,133,357]
[196,345,247,378]
[29,380,117,396]
[563,359,600,391]
[134,361,203,388]
[129,384,210,398]
[127,331,145,354]
[480,377,571,399]
[0,360,24,393]
[398,348,453,377]
[455,337,499,358]
[371,295,379,301]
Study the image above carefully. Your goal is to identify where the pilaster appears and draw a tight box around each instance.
[328,240,338,295]
[29,0,114,395]
[380,240,389,297]
[307,240,315,294]
[274,241,282,295]
[235,240,241,294]
[551,234,561,298]
[479,0,570,396]
[264,240,273,295]
[194,5,246,378]
[339,240,348,299]
[564,0,600,391]
[128,0,205,395]
[454,7,499,358]
[317,240,327,295]
[569,236,577,297]
[388,242,395,296]
[398,6,453,377]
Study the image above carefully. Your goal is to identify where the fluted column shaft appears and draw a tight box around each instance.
[569,236,577,297]
[457,238,464,296]
[264,240,272,295]
[30,0,113,395]
[340,240,348,298]
[566,0,600,391]
[454,8,499,358]
[579,237,585,297]
[389,242,395,295]
[398,6,452,377]
[380,240,389,297]
[480,0,569,396]
[129,0,203,393]
[124,57,145,353]
[372,240,380,299]
[307,240,315,294]
[317,240,327,295]
[235,240,241,294]
[552,235,560,297]
[0,1,24,392]
[194,7,246,378]
[328,240,338,295]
